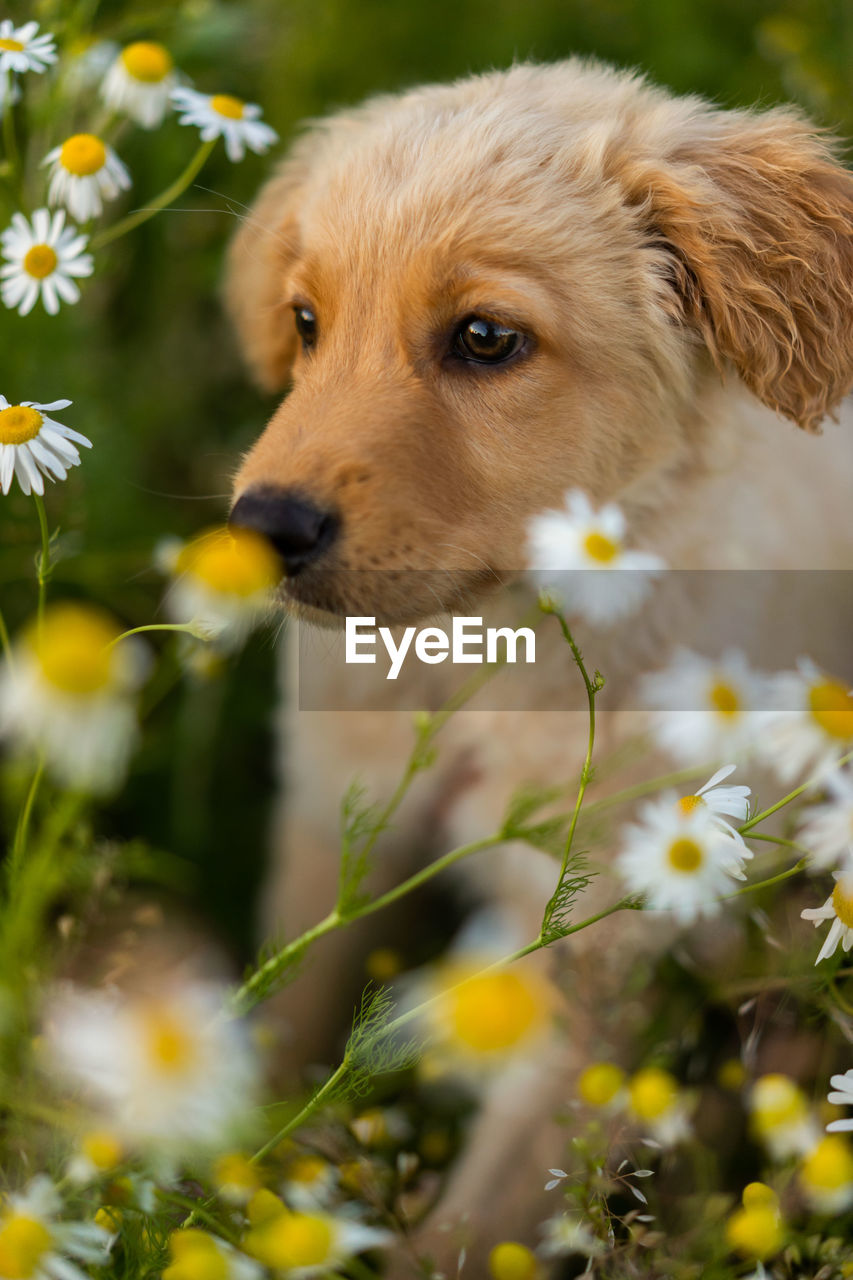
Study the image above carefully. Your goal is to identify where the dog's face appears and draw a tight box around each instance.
[227,61,853,623]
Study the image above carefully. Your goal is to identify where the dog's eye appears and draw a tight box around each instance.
[453,316,524,364]
[293,306,317,349]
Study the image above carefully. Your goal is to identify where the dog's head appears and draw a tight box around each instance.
[227,60,853,623]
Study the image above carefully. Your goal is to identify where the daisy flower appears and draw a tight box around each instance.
[0,21,57,75]
[489,1242,540,1280]
[282,1154,339,1210]
[759,658,853,783]
[0,395,91,495]
[1,210,93,316]
[160,525,281,652]
[67,1130,124,1184]
[577,1060,626,1110]
[538,1215,604,1260]
[725,1200,784,1263]
[101,42,178,129]
[0,1175,110,1280]
[163,1229,261,1280]
[212,1152,262,1205]
[639,648,766,764]
[170,87,278,162]
[676,764,752,845]
[798,1134,853,1213]
[800,870,853,964]
[0,603,144,794]
[826,1070,853,1133]
[617,794,745,923]
[749,1074,818,1160]
[43,981,260,1153]
[526,489,665,625]
[626,1066,692,1146]
[243,1190,391,1276]
[43,134,131,223]
[797,770,853,874]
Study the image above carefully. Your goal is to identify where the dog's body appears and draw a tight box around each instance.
[226,60,853,1273]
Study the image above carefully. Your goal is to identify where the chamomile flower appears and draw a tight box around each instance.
[538,1215,604,1260]
[243,1191,391,1276]
[0,21,57,75]
[489,1241,540,1280]
[725,1186,784,1262]
[617,795,745,923]
[0,604,145,794]
[759,658,853,782]
[526,489,664,625]
[626,1066,692,1146]
[101,43,178,129]
[170,88,278,162]
[282,1155,339,1210]
[639,648,766,764]
[800,870,853,964]
[798,1134,853,1212]
[577,1061,626,1110]
[826,1070,853,1133]
[43,981,260,1153]
[212,1153,262,1205]
[0,1176,110,1280]
[43,134,131,223]
[797,770,853,874]
[676,764,752,844]
[749,1074,818,1160]
[1,210,93,316]
[163,1229,261,1280]
[160,526,281,652]
[67,1131,125,1184]
[0,396,91,494]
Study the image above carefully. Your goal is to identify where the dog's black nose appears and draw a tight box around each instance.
[229,488,337,574]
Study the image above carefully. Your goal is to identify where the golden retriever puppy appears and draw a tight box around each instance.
[225,59,853,1274]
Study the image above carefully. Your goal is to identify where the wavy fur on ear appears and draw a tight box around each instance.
[616,111,853,432]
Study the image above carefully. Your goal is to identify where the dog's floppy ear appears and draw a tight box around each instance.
[619,110,853,431]
[225,152,309,393]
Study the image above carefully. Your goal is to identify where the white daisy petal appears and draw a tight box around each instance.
[1,208,92,316]
[170,87,278,162]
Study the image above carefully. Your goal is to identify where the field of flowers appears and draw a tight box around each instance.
[2,2,853,1279]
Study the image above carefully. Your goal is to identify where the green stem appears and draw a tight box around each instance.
[9,756,45,879]
[728,857,807,898]
[0,604,14,673]
[744,833,811,855]
[107,622,206,649]
[33,494,51,632]
[738,749,853,834]
[252,1060,350,1160]
[580,765,712,816]
[90,140,217,250]
[2,100,22,207]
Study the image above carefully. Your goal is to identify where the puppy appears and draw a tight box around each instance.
[225,59,853,1273]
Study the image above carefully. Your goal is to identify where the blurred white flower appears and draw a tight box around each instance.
[160,526,281,652]
[163,1228,262,1280]
[826,1070,853,1134]
[171,88,278,162]
[617,793,747,923]
[800,870,853,964]
[0,603,145,794]
[101,43,178,129]
[798,1135,853,1213]
[1,209,93,316]
[66,1130,124,1185]
[243,1191,391,1276]
[0,1175,110,1280]
[0,395,91,494]
[759,658,853,783]
[749,1074,818,1160]
[797,770,853,874]
[538,1215,604,1259]
[526,489,664,625]
[626,1066,692,1146]
[43,134,130,222]
[62,38,119,93]
[281,1153,339,1210]
[0,21,57,75]
[44,981,260,1153]
[639,648,766,764]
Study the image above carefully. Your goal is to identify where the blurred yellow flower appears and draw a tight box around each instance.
[164,1228,259,1280]
[725,1204,783,1260]
[627,1067,690,1146]
[578,1061,625,1108]
[750,1074,817,1160]
[488,1240,539,1280]
[799,1135,853,1212]
[162,526,280,652]
[101,43,177,128]
[213,1153,261,1205]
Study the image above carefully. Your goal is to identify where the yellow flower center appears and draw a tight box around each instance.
[60,134,107,177]
[809,678,853,740]
[0,1215,52,1280]
[800,1135,853,1191]
[176,527,281,597]
[164,1231,228,1280]
[247,1190,287,1227]
[0,38,24,52]
[22,245,58,280]
[677,794,704,816]
[742,1182,779,1211]
[246,1213,334,1269]
[120,42,173,83]
[445,970,544,1055]
[488,1241,538,1280]
[832,882,853,930]
[710,680,740,717]
[751,1075,808,1133]
[287,1155,328,1186]
[140,1006,196,1075]
[583,530,619,563]
[666,837,703,873]
[578,1061,625,1107]
[725,1205,783,1261]
[213,1153,260,1196]
[628,1067,678,1120]
[31,605,120,695]
[94,1207,122,1233]
[210,94,245,120]
[0,405,43,445]
[717,1058,746,1091]
[82,1131,122,1171]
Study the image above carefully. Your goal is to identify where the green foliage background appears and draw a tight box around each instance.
[1,0,850,957]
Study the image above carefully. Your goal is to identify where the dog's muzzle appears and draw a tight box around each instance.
[229,487,338,575]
